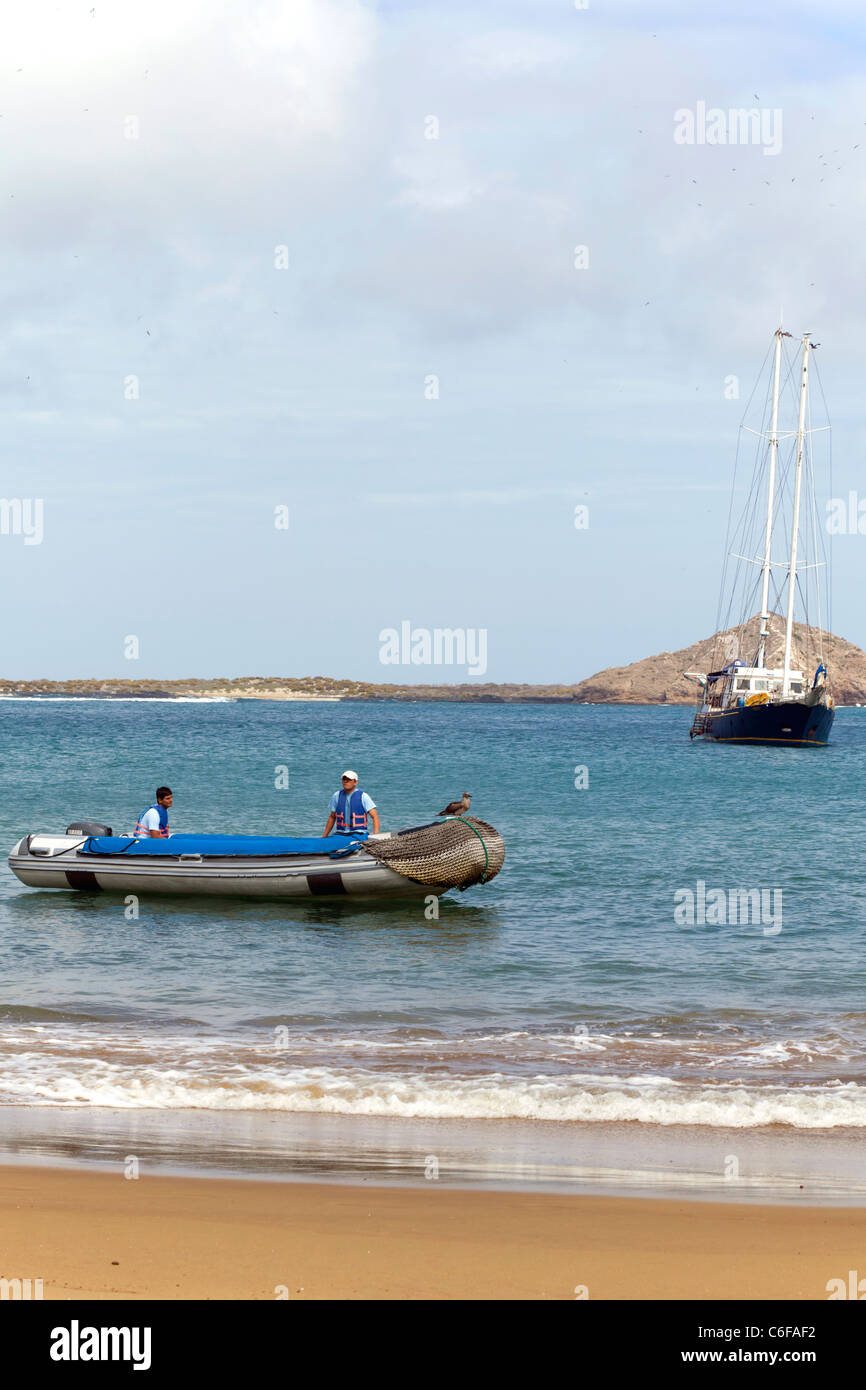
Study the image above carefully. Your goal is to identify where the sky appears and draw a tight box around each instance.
[2,0,866,682]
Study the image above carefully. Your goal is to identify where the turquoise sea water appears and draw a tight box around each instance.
[1,698,866,1188]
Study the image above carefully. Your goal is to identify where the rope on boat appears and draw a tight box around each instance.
[455,815,490,882]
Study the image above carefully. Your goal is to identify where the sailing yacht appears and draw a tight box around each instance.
[687,329,834,746]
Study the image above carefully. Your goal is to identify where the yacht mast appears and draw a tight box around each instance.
[756,328,784,669]
[782,333,810,695]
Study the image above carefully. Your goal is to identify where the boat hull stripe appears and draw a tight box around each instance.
[307,872,346,895]
[65,870,102,890]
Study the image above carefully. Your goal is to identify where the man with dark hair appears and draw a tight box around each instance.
[133,787,173,839]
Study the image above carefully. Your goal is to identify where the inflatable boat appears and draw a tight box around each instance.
[7,817,505,902]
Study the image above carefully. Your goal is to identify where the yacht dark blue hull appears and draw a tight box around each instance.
[692,700,834,746]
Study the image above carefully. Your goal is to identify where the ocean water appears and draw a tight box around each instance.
[2,699,865,1192]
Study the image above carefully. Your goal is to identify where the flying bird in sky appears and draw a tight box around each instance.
[438,792,471,817]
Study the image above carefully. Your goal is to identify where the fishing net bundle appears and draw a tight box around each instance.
[363,816,505,890]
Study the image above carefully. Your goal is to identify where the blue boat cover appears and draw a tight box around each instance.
[80,834,366,858]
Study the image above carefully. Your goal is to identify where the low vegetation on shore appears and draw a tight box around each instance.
[0,675,584,702]
[5,618,865,703]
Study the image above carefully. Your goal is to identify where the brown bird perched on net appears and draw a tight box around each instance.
[438,792,471,817]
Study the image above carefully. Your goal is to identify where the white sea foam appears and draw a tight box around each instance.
[0,696,233,703]
[0,1035,864,1126]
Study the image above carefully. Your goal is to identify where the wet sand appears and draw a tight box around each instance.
[0,1164,860,1300]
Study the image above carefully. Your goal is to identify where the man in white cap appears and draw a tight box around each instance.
[323,771,380,838]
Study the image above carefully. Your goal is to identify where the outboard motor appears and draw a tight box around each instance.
[66,821,113,836]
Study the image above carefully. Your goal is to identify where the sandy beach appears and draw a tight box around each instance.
[0,1164,860,1300]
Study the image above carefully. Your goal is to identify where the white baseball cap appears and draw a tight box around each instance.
[342,770,359,781]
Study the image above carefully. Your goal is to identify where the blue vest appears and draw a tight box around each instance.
[334,788,368,833]
[134,803,169,838]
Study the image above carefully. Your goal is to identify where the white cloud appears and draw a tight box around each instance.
[3,0,866,677]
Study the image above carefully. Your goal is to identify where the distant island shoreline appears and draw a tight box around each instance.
[0,680,590,704]
[3,618,865,705]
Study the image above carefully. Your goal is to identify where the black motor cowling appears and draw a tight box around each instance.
[66,821,113,836]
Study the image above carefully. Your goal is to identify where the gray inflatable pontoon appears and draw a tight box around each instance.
[8,818,505,902]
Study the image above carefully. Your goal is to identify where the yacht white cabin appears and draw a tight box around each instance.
[728,667,806,699]
[687,657,827,716]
